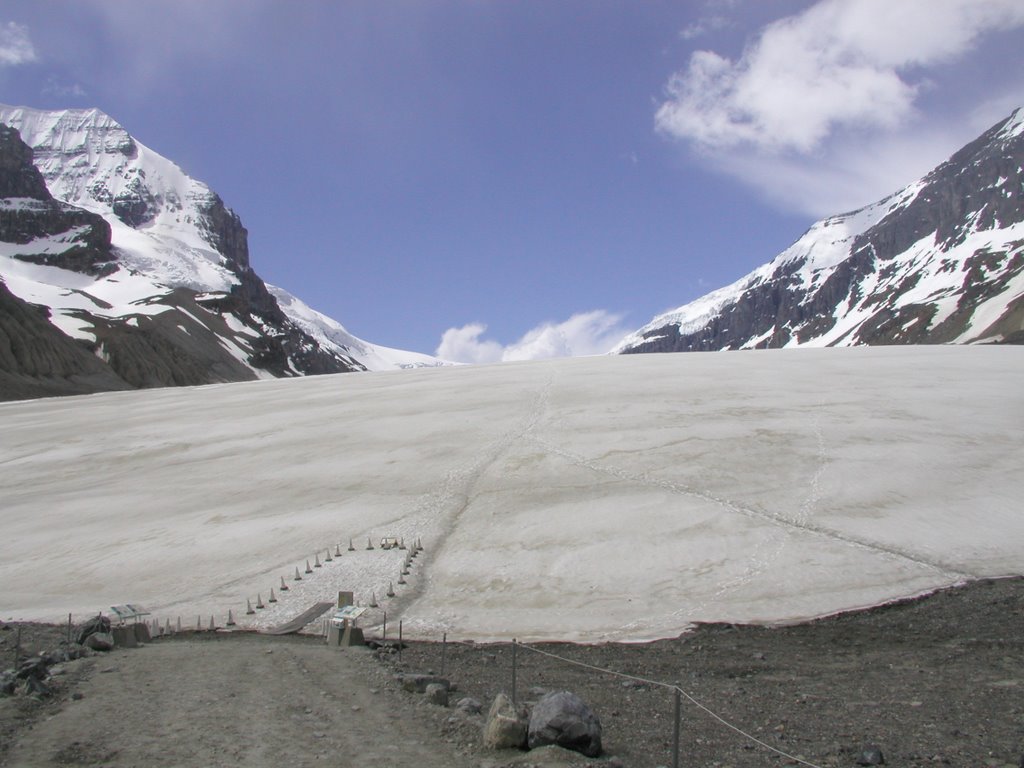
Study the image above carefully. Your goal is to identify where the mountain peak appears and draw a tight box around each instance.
[0,104,443,399]
[616,108,1024,353]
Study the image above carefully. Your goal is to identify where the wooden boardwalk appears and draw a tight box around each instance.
[262,601,335,635]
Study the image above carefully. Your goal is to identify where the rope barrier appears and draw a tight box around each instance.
[515,642,825,768]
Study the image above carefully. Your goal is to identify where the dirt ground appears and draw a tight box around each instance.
[1,577,1023,768]
[0,632,480,768]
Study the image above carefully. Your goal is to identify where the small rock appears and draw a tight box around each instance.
[424,683,448,707]
[400,673,450,694]
[351,705,361,712]
[84,633,114,652]
[857,745,885,765]
[0,672,17,696]
[71,692,84,701]
[23,676,51,697]
[456,696,482,715]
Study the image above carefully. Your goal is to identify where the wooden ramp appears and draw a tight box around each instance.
[263,601,335,635]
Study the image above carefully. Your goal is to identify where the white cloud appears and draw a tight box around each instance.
[436,311,631,364]
[657,0,1024,153]
[679,14,731,41]
[436,323,505,365]
[656,0,1024,216]
[0,22,37,66]
[42,76,87,99]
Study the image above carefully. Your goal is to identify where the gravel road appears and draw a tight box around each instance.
[2,577,1022,768]
[0,632,475,768]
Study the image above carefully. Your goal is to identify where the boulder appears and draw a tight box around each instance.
[424,683,449,707]
[76,615,111,645]
[527,691,602,758]
[482,692,528,750]
[84,632,114,652]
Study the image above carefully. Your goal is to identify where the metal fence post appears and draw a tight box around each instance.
[672,686,681,768]
[511,638,518,707]
[398,620,403,663]
[382,611,387,642]
[441,632,447,677]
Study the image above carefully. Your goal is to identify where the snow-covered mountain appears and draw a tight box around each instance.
[0,105,442,400]
[614,109,1024,354]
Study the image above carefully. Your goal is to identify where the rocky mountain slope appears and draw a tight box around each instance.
[0,106,441,400]
[614,109,1024,354]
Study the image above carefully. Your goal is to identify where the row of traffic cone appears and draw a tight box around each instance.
[234,536,426,623]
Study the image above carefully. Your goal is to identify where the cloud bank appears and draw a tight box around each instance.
[437,311,630,364]
[658,0,1024,215]
[0,22,36,66]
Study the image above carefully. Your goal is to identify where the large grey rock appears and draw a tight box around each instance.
[76,615,111,646]
[482,692,528,750]
[527,691,602,758]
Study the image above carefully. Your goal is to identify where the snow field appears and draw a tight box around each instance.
[0,347,1021,641]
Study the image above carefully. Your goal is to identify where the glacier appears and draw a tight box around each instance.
[0,347,1020,642]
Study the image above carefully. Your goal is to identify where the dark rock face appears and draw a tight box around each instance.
[0,124,51,199]
[0,125,116,276]
[191,198,364,378]
[0,280,131,400]
[622,110,1024,353]
[200,193,250,271]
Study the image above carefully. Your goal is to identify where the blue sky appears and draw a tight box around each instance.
[1,1,1023,360]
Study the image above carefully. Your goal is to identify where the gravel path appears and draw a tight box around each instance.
[0,633,475,768]
[1,577,1022,768]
